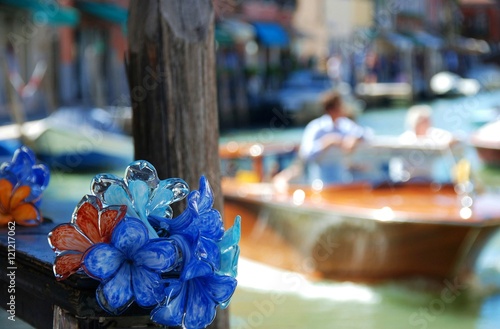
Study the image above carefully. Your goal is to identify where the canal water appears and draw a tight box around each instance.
[7,90,500,328]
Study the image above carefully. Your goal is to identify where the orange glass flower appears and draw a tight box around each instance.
[48,195,126,280]
[0,179,41,226]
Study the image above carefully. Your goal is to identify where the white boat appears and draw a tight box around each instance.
[470,120,500,168]
[0,107,133,170]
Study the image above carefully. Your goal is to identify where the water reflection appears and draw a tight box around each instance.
[231,256,500,329]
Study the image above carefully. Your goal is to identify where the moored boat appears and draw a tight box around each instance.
[470,120,500,168]
[0,107,133,170]
[220,139,500,282]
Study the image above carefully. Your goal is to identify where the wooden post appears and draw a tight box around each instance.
[53,306,79,329]
[127,1,228,328]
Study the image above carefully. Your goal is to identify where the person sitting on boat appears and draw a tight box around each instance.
[395,105,459,181]
[399,105,455,146]
[298,91,372,184]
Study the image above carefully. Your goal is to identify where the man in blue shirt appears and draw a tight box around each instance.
[299,91,371,184]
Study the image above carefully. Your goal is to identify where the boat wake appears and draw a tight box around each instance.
[237,257,381,304]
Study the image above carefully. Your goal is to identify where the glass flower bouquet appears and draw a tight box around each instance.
[47,160,240,329]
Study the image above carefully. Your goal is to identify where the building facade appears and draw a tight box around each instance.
[0,0,129,124]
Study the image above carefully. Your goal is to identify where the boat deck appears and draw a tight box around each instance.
[223,179,500,226]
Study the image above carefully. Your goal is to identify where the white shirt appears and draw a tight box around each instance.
[299,114,370,183]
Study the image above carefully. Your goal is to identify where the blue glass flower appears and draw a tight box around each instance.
[151,234,237,329]
[148,176,225,270]
[82,217,178,314]
[149,176,223,238]
[90,160,189,238]
[0,145,50,205]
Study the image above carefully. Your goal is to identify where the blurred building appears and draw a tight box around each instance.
[215,0,298,128]
[460,0,500,43]
[0,0,129,124]
[0,0,78,121]
[0,0,301,129]
[1,0,497,128]
[293,0,373,70]
[356,0,494,100]
[62,0,129,109]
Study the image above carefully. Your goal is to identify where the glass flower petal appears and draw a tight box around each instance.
[199,237,221,271]
[132,266,163,307]
[149,178,190,217]
[182,258,213,281]
[83,244,125,280]
[0,213,12,225]
[217,216,241,278]
[111,217,149,256]
[53,252,83,280]
[183,279,217,329]
[48,224,92,253]
[9,185,31,209]
[0,179,11,210]
[200,274,237,305]
[133,239,177,271]
[128,180,150,219]
[197,176,214,212]
[97,181,134,215]
[124,160,159,189]
[74,198,101,243]
[11,202,41,226]
[100,262,134,313]
[151,284,186,327]
[99,205,128,242]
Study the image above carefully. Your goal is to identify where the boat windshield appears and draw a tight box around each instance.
[219,138,465,188]
[294,137,465,187]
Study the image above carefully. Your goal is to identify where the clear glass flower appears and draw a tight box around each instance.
[90,160,189,238]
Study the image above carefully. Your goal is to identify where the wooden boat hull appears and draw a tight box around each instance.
[473,146,500,168]
[223,181,500,282]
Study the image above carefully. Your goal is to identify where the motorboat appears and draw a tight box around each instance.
[220,138,500,282]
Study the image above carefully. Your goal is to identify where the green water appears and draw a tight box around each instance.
[230,277,490,329]
[21,91,500,329]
